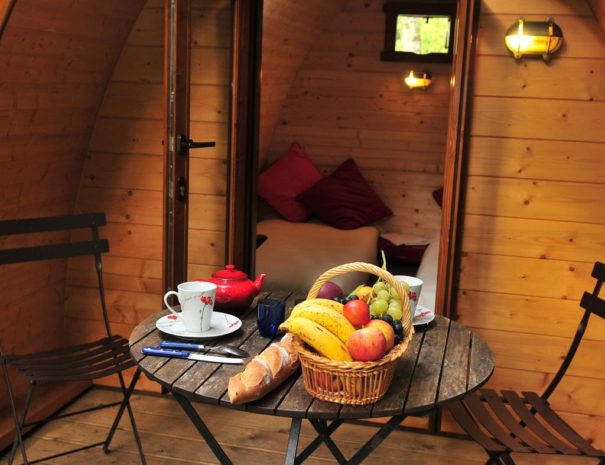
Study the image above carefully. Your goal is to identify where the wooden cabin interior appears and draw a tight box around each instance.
[1,0,605,458]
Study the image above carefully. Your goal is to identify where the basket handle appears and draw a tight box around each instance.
[306,262,413,334]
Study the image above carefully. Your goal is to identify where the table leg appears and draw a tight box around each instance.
[309,420,347,465]
[284,417,302,465]
[293,415,405,465]
[172,392,234,465]
[294,419,344,464]
[346,414,406,465]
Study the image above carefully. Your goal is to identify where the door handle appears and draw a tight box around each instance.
[177,134,215,156]
[176,177,187,201]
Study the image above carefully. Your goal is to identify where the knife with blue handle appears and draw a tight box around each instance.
[159,340,249,357]
[141,346,244,364]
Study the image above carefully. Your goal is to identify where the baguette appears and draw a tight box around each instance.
[228,333,299,404]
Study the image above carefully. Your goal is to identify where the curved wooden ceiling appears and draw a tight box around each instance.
[588,0,605,34]
[0,0,145,219]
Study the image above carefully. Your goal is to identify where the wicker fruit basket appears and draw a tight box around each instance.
[294,262,414,405]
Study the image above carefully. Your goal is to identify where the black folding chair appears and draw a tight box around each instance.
[447,261,605,465]
[0,212,146,465]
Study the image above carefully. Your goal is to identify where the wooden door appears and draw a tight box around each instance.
[164,0,260,291]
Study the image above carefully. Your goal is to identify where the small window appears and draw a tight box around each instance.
[381,2,457,63]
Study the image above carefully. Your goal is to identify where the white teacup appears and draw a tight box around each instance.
[163,281,217,333]
[394,275,423,321]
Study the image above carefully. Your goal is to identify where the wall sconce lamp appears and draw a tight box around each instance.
[504,17,563,61]
[404,70,432,90]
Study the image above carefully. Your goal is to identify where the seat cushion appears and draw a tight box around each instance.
[256,219,379,293]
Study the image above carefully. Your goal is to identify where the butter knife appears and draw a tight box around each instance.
[141,346,244,364]
[159,341,249,358]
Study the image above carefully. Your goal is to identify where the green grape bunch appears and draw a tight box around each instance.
[368,251,410,342]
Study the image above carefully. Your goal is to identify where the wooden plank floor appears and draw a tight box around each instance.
[0,387,595,465]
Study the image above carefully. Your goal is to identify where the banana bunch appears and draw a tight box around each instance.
[279,299,353,361]
[291,298,343,314]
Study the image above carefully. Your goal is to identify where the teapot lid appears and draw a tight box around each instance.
[212,264,247,281]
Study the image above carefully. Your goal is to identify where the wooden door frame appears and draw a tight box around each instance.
[226,0,263,276]
[164,0,261,291]
[435,0,481,318]
[163,0,191,292]
[227,0,481,318]
[0,0,17,39]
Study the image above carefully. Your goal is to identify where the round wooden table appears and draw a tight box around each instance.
[129,293,494,465]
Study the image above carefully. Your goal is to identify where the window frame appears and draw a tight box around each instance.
[381,2,457,63]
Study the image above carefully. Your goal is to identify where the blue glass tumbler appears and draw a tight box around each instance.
[257,298,286,338]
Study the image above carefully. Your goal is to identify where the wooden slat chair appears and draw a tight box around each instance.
[447,261,605,465]
[0,212,146,465]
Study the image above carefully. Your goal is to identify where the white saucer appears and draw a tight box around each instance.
[413,305,435,326]
[156,312,242,340]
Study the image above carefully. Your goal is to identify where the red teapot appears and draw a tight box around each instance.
[197,265,266,314]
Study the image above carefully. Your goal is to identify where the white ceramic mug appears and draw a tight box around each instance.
[394,275,423,321]
[163,281,217,333]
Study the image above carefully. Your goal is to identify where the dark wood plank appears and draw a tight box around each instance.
[163,294,273,397]
[275,373,314,418]
[405,316,450,414]
[0,212,106,235]
[306,396,343,420]
[446,401,507,452]
[468,332,494,391]
[129,295,495,426]
[368,327,424,418]
[171,356,224,399]
[0,240,109,265]
[438,319,471,403]
[227,292,302,413]
[194,291,292,404]
[129,311,164,346]
[523,392,602,455]
[132,330,170,375]
[244,369,301,414]
[195,326,273,404]
[481,390,553,453]
[153,357,198,387]
[502,390,577,455]
[465,392,531,452]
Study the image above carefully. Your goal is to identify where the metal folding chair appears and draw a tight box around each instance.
[0,212,146,465]
[447,261,605,465]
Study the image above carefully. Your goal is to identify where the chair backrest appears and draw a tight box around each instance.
[542,261,605,400]
[0,212,112,337]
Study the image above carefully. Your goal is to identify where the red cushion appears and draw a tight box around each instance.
[257,143,323,222]
[378,237,428,264]
[297,158,392,230]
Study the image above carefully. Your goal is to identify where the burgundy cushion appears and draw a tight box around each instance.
[378,237,428,264]
[257,143,323,222]
[432,186,444,208]
[297,158,392,230]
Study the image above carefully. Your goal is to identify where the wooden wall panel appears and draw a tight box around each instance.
[68,0,164,391]
[263,0,448,241]
[458,0,605,448]
[66,0,234,393]
[259,0,346,168]
[0,0,145,450]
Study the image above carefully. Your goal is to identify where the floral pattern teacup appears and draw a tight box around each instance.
[163,282,217,333]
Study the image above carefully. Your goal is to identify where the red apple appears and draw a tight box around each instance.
[343,300,371,327]
[317,281,343,300]
[365,319,395,351]
[346,327,387,362]
[312,372,342,392]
